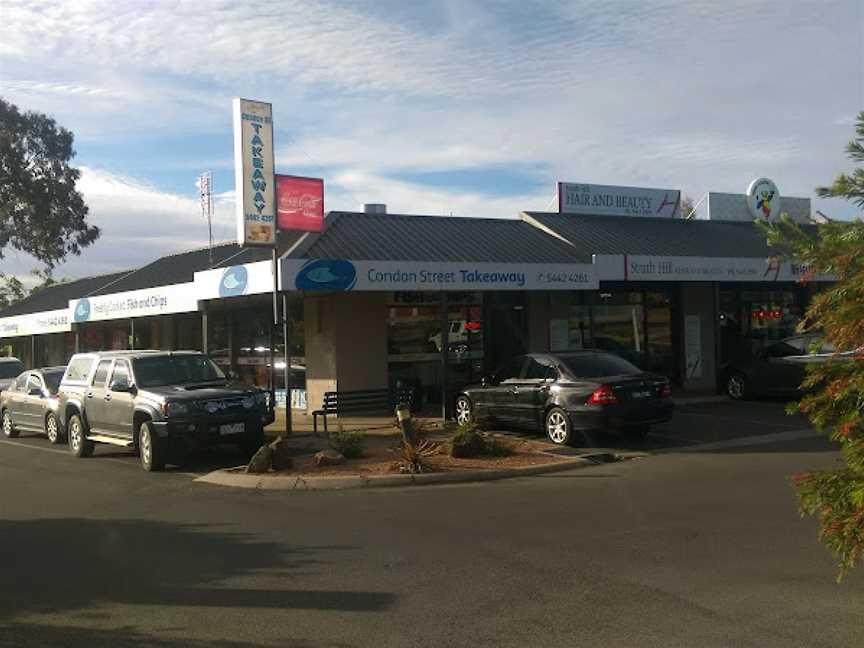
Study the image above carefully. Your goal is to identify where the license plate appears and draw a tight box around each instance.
[632,391,652,399]
[219,423,245,436]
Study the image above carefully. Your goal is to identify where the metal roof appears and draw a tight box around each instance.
[0,270,133,317]
[521,212,783,258]
[290,211,589,263]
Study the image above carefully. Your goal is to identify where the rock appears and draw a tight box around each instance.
[314,449,346,466]
[246,444,273,474]
[269,436,294,471]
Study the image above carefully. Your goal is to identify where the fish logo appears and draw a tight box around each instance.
[73,298,91,323]
[295,259,356,291]
[219,266,249,298]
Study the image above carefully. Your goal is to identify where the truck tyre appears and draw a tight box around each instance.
[68,414,94,458]
[138,420,166,472]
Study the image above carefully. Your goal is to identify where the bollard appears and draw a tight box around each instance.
[395,403,416,448]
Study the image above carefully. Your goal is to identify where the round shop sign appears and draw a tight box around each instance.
[219,266,249,298]
[295,259,357,292]
[73,298,91,323]
[746,177,781,221]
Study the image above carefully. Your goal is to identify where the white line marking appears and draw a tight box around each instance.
[677,428,818,452]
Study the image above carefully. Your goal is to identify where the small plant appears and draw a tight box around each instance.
[483,434,515,457]
[329,427,365,459]
[400,438,439,474]
[450,422,514,458]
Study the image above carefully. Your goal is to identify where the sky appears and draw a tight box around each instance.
[0,0,862,286]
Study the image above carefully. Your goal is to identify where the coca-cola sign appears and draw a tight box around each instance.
[276,175,324,232]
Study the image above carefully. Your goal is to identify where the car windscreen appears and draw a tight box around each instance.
[0,361,24,379]
[133,355,225,388]
[559,353,641,378]
[42,370,64,394]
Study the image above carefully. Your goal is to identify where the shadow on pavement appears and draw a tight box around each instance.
[0,518,396,640]
[0,622,349,648]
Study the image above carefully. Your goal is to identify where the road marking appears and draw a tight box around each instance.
[0,439,67,454]
[674,411,801,428]
[675,428,818,452]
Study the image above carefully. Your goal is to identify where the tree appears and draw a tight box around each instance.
[0,273,26,310]
[758,111,864,580]
[0,98,99,269]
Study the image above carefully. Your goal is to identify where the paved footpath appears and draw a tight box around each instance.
[1,402,862,648]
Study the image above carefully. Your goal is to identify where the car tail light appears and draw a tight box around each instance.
[586,384,618,406]
[659,383,672,399]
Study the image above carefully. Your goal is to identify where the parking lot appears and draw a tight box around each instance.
[0,399,820,478]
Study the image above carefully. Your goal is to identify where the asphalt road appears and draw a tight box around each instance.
[1,402,862,648]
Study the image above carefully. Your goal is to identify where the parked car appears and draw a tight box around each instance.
[722,334,860,400]
[0,357,25,393]
[454,351,673,445]
[58,350,275,471]
[1,366,66,443]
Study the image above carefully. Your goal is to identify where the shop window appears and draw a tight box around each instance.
[720,286,805,362]
[591,291,645,367]
[387,292,484,411]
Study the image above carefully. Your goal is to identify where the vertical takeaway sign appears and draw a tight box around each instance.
[233,98,276,246]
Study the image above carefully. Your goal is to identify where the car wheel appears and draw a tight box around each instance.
[2,409,18,439]
[455,396,473,426]
[45,412,62,444]
[545,407,572,445]
[726,372,751,401]
[240,424,265,458]
[139,420,166,472]
[68,414,93,458]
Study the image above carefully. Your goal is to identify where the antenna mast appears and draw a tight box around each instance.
[198,171,214,266]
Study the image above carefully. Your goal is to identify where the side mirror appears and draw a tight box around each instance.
[109,377,132,393]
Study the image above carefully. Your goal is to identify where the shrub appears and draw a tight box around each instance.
[450,422,514,458]
[329,428,365,459]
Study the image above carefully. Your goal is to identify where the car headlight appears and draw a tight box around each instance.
[242,397,255,409]
[164,401,189,417]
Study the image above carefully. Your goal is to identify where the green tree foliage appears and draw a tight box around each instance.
[0,273,26,310]
[758,111,864,579]
[0,98,99,269]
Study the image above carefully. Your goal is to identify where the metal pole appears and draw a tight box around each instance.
[130,318,135,350]
[271,248,278,429]
[30,335,36,369]
[440,292,449,421]
[282,292,292,436]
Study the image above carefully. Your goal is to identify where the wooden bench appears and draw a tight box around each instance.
[312,387,414,436]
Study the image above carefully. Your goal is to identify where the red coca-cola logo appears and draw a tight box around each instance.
[278,193,323,218]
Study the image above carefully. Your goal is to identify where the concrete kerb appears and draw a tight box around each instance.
[193,454,625,491]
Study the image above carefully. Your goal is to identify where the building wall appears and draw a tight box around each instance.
[679,283,717,392]
[303,292,390,412]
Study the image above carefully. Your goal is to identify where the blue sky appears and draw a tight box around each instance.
[0,0,862,283]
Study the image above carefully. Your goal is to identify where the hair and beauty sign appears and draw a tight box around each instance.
[68,284,199,323]
[558,183,681,218]
[621,255,835,282]
[233,98,276,246]
[0,309,71,338]
[277,175,324,233]
[281,258,598,292]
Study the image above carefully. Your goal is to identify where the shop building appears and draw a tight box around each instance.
[0,187,831,417]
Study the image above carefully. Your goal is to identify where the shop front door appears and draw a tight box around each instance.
[485,292,528,373]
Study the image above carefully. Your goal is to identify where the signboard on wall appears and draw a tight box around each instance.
[233,98,276,246]
[276,175,324,232]
[558,182,681,218]
[0,309,71,339]
[68,283,199,324]
[194,260,274,299]
[618,255,835,283]
[280,258,598,292]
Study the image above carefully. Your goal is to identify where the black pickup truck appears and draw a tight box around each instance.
[58,350,274,471]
